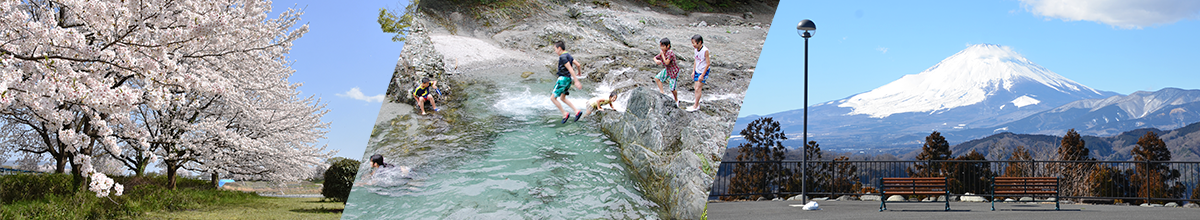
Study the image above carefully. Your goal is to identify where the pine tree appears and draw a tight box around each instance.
[1057,129,1089,161]
[949,150,993,194]
[908,131,951,177]
[1130,131,1182,204]
[1055,129,1093,197]
[725,117,789,200]
[1002,146,1034,177]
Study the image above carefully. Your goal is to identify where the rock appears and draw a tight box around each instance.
[861,194,881,201]
[802,201,821,211]
[697,21,707,27]
[1165,202,1178,207]
[772,197,782,201]
[837,195,857,201]
[1140,203,1167,207]
[949,196,959,201]
[935,196,946,202]
[787,195,805,201]
[1184,203,1200,208]
[960,193,988,202]
[1004,198,1015,202]
[1019,197,1034,202]
[886,195,906,202]
[601,87,744,220]
[922,197,935,202]
[812,197,829,201]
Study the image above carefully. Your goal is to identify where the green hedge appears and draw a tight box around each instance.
[0,173,77,204]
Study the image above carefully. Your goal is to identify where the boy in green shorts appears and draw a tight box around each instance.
[652,38,681,106]
[551,41,584,123]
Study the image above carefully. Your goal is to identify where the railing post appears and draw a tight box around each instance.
[1144,160,1150,204]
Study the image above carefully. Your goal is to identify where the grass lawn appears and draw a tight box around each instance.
[142,197,344,220]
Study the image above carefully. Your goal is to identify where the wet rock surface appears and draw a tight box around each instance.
[382,1,775,218]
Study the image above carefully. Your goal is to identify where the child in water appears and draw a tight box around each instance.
[359,154,411,186]
[550,40,584,123]
[578,91,617,119]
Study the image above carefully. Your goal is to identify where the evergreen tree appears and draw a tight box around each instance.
[908,131,951,177]
[1055,129,1093,197]
[725,117,788,200]
[1088,164,1132,198]
[949,150,993,194]
[1002,146,1034,177]
[1057,129,1089,161]
[1130,131,1183,204]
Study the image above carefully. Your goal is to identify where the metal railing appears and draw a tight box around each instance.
[710,160,1200,204]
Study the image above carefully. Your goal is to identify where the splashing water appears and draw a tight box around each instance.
[343,67,661,219]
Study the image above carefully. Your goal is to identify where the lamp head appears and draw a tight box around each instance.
[797,19,816,38]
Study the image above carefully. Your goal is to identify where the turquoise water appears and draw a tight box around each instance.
[342,70,661,219]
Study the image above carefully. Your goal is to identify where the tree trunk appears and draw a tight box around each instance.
[55,158,67,173]
[134,162,147,177]
[166,162,179,190]
[211,172,219,189]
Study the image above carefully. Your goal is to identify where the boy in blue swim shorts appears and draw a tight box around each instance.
[551,40,583,123]
[687,34,710,112]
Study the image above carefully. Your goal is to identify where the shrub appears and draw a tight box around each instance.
[0,173,77,204]
[322,157,361,203]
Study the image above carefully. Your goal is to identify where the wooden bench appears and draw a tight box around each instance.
[879,177,950,211]
[991,177,1059,211]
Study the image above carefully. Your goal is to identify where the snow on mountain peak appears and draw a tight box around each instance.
[838,44,1104,118]
[1011,95,1041,107]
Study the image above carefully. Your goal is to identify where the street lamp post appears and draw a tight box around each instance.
[797,19,815,204]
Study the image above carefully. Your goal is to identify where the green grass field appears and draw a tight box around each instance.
[142,197,343,220]
[0,173,343,219]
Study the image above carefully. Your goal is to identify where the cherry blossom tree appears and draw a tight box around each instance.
[0,0,330,192]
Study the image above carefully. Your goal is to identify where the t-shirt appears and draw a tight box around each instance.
[656,50,680,78]
[557,53,575,77]
[694,46,709,73]
[413,85,429,97]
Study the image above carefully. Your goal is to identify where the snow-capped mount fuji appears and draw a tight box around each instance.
[733,44,1120,149]
[839,44,1112,118]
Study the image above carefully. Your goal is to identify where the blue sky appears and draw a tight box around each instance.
[738,0,1200,117]
[269,0,407,159]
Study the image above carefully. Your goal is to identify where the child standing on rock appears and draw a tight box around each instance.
[687,34,710,112]
[652,38,681,107]
[551,41,584,123]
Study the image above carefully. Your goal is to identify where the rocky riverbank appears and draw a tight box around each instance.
[384,0,775,218]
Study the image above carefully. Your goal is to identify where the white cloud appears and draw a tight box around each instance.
[336,87,385,103]
[1021,0,1200,29]
[876,47,888,54]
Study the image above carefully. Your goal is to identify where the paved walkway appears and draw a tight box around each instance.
[708,200,1199,220]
